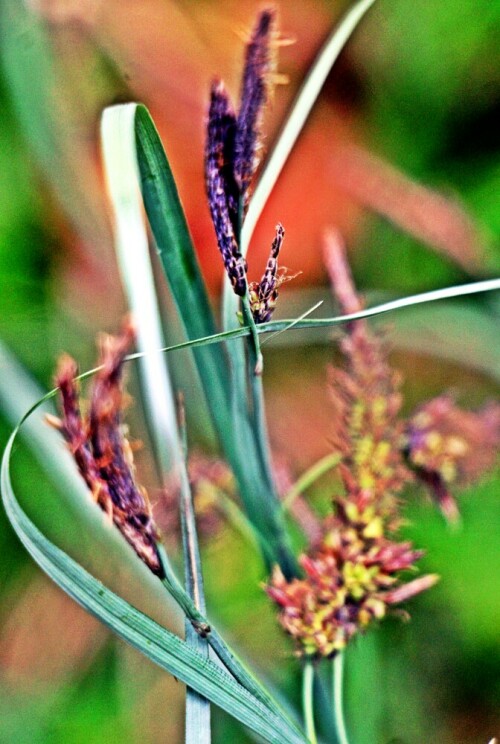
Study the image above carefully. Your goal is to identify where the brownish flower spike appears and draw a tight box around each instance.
[266,508,438,659]
[54,319,164,578]
[324,228,409,521]
[406,394,500,521]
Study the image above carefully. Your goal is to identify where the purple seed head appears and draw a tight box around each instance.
[234,9,276,206]
[205,81,247,295]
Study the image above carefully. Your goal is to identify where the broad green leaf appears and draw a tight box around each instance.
[1,414,307,744]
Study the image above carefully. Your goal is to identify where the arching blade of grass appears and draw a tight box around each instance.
[0,341,298,724]
[126,279,500,360]
[374,301,500,383]
[1,412,307,744]
[129,103,296,576]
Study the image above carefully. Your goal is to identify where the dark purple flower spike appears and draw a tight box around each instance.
[205,81,247,296]
[205,9,294,321]
[234,8,276,206]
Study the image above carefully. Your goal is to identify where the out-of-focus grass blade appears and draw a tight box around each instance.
[1,415,308,744]
[222,0,379,330]
[100,104,179,475]
[130,103,296,576]
[0,0,113,250]
[374,302,500,382]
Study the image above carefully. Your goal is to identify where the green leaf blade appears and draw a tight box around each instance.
[133,104,296,574]
[1,423,307,744]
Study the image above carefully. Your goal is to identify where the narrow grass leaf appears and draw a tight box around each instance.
[125,278,500,358]
[178,412,211,744]
[131,103,295,575]
[1,420,307,744]
[374,301,500,382]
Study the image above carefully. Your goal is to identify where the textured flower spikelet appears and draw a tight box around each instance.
[53,319,164,577]
[234,8,277,204]
[324,229,409,520]
[406,395,500,520]
[266,503,438,658]
[205,9,295,315]
[248,224,297,323]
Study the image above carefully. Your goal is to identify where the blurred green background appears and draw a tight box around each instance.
[0,0,498,742]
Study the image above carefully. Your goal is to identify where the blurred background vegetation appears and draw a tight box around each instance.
[0,0,498,742]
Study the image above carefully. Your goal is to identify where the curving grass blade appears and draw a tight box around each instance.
[1,412,307,744]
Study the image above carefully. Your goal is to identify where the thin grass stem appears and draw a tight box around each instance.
[214,491,260,551]
[333,653,350,744]
[302,662,318,744]
[282,453,342,511]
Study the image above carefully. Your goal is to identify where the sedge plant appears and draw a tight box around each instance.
[2,2,500,743]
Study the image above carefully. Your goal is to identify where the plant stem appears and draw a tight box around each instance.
[241,294,264,375]
[302,662,318,744]
[214,491,260,550]
[333,652,350,744]
[282,453,342,511]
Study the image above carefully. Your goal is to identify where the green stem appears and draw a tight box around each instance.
[333,652,349,744]
[282,453,342,511]
[157,547,286,715]
[302,662,318,744]
[214,491,260,551]
[241,294,263,375]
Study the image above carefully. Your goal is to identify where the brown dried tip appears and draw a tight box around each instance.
[54,319,164,578]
